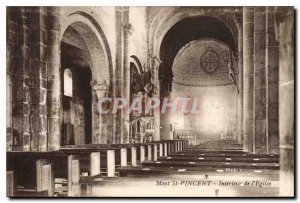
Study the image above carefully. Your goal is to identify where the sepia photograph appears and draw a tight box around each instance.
[5,4,295,198]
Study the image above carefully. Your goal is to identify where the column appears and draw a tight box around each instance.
[122,7,130,143]
[8,7,31,151]
[160,91,173,140]
[237,15,244,144]
[6,7,16,151]
[266,7,279,154]
[47,7,61,151]
[28,7,49,151]
[275,7,294,196]
[114,7,123,143]
[243,7,255,153]
[254,7,267,154]
[93,84,110,144]
[150,56,161,141]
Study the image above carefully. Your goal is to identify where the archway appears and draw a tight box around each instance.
[60,15,113,145]
[155,15,238,146]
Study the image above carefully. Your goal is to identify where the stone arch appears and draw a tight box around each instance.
[130,55,143,75]
[60,11,114,145]
[61,11,113,89]
[148,7,239,60]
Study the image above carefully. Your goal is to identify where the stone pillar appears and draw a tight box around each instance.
[151,57,161,141]
[6,73,13,151]
[93,84,110,144]
[47,7,61,151]
[115,7,123,144]
[160,90,173,140]
[29,7,49,151]
[115,7,130,144]
[6,7,18,151]
[275,7,294,197]
[254,7,267,154]
[243,7,255,153]
[237,19,244,144]
[122,7,130,144]
[7,7,31,151]
[266,7,279,154]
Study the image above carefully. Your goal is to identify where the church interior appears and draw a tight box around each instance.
[6,6,294,197]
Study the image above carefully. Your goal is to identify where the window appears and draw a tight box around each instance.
[64,68,73,97]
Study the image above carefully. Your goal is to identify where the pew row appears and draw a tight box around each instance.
[6,139,186,197]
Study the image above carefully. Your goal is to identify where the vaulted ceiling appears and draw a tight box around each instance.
[61,25,91,68]
[172,39,235,86]
[159,16,236,90]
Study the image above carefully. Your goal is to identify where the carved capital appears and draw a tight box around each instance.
[91,79,110,98]
[123,23,135,35]
[150,55,161,70]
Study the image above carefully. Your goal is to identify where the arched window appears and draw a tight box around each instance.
[64,68,73,97]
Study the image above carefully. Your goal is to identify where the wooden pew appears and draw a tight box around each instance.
[6,171,16,197]
[159,143,163,157]
[90,152,101,176]
[68,155,81,196]
[7,140,187,196]
[36,159,54,196]
[140,145,145,163]
[120,148,127,167]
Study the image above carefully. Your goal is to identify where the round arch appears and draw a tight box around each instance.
[61,11,113,89]
[130,55,143,75]
[148,7,239,60]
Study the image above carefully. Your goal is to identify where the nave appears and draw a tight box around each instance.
[7,140,279,197]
